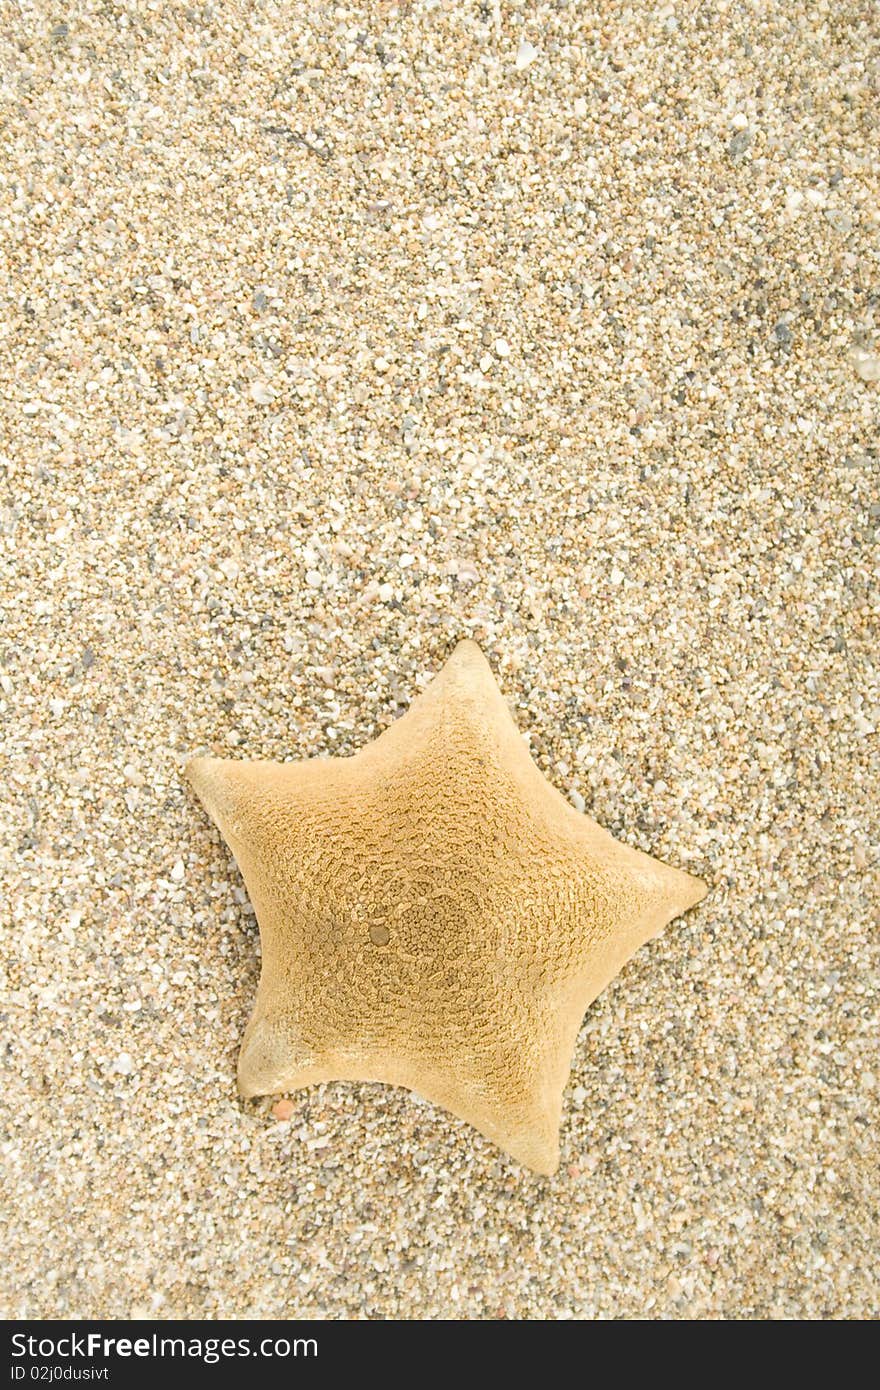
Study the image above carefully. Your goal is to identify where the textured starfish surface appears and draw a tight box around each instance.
[187,640,707,1174]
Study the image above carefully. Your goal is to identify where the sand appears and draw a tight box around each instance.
[1,1,877,1320]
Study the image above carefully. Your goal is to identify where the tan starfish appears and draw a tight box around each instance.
[186,640,707,1174]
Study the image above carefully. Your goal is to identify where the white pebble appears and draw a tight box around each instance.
[249,381,275,405]
[219,558,240,581]
[399,553,415,568]
[573,97,587,118]
[850,349,880,383]
[305,569,322,587]
[49,697,65,718]
[494,337,510,357]
[170,860,185,883]
[456,560,479,584]
[516,41,538,70]
[569,790,585,814]
[378,582,394,601]
[113,1053,134,1076]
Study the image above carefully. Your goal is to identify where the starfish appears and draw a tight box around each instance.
[186,640,707,1174]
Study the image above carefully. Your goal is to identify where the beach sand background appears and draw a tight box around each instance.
[2,2,877,1318]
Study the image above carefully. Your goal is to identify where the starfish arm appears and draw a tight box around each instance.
[185,754,265,848]
[363,639,536,778]
[567,823,707,986]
